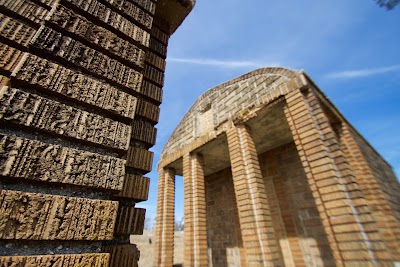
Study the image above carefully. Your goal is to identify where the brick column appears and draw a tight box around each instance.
[183,153,208,267]
[154,168,175,267]
[340,123,400,261]
[226,124,282,266]
[284,88,393,266]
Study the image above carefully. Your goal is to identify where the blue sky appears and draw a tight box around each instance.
[137,0,400,223]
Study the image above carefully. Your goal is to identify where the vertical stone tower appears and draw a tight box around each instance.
[156,68,400,266]
[0,0,194,266]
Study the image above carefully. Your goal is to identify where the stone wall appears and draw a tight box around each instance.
[0,0,194,266]
[205,167,243,267]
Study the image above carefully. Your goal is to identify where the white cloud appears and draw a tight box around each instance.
[167,57,279,69]
[325,65,400,79]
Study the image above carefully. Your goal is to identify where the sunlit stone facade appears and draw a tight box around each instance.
[156,68,400,266]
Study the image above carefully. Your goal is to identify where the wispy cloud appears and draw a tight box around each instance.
[325,65,400,79]
[167,57,279,69]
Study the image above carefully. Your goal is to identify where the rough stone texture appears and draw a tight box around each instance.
[0,0,49,24]
[30,26,144,92]
[0,87,131,150]
[114,207,146,235]
[12,54,137,120]
[102,244,140,267]
[64,0,152,40]
[0,14,36,47]
[0,135,125,190]
[0,253,110,267]
[126,146,154,173]
[0,0,193,265]
[205,167,244,267]
[131,120,157,147]
[114,174,150,201]
[47,5,147,68]
[156,68,400,266]
[0,190,118,240]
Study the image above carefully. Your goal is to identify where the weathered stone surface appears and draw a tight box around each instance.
[30,26,143,92]
[102,0,153,28]
[115,207,145,235]
[48,5,146,67]
[0,75,9,87]
[139,80,162,104]
[114,174,150,201]
[34,0,59,8]
[65,0,152,33]
[0,134,125,190]
[102,244,139,267]
[0,87,131,150]
[0,253,110,267]
[143,64,164,86]
[126,146,154,173]
[149,37,167,58]
[114,0,155,15]
[12,54,137,120]
[0,42,24,74]
[145,51,166,71]
[151,26,169,45]
[131,119,157,146]
[0,14,36,47]
[135,98,160,123]
[0,190,118,240]
[0,0,48,24]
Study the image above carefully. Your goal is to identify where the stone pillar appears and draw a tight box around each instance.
[226,124,282,266]
[183,153,208,267]
[154,168,176,267]
[284,88,393,266]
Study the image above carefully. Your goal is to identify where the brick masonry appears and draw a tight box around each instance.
[156,68,400,266]
[0,0,194,266]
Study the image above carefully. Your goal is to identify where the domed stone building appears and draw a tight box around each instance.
[155,68,400,266]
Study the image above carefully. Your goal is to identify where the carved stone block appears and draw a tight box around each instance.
[35,0,59,8]
[0,75,9,87]
[131,119,157,146]
[48,5,146,67]
[143,64,164,86]
[114,174,150,201]
[12,54,137,120]
[126,146,153,173]
[30,26,143,92]
[0,14,36,47]
[0,0,48,24]
[114,207,145,235]
[0,134,125,190]
[0,253,109,267]
[0,42,24,74]
[139,80,162,104]
[0,190,118,240]
[114,0,155,14]
[151,26,169,45]
[65,0,153,34]
[103,0,153,29]
[102,244,139,267]
[145,51,166,71]
[149,37,167,57]
[0,87,131,150]
[136,98,160,123]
